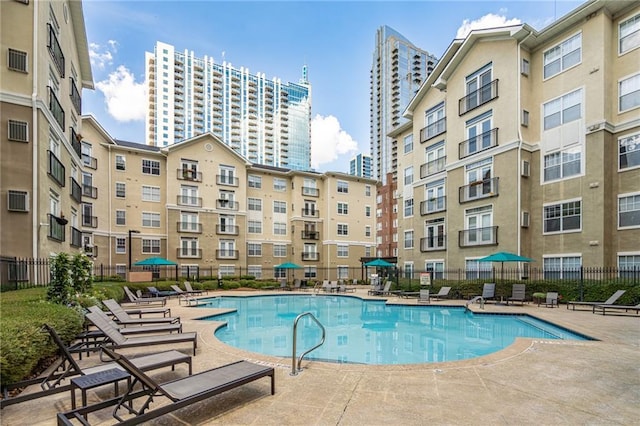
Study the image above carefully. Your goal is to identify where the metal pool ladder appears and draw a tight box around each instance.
[465,295,485,312]
[291,312,326,376]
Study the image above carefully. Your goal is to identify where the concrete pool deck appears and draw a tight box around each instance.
[2,288,639,425]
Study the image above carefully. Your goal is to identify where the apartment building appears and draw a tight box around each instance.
[0,0,93,260]
[80,116,377,280]
[393,0,640,277]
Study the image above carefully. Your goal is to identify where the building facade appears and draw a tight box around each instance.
[145,41,312,171]
[0,0,93,262]
[392,0,640,277]
[349,153,373,178]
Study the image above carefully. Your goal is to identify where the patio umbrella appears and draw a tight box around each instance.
[134,257,178,266]
[274,262,303,283]
[477,251,533,280]
[364,258,394,268]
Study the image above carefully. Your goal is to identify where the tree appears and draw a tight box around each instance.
[47,252,72,305]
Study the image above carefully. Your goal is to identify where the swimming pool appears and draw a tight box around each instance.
[199,294,590,365]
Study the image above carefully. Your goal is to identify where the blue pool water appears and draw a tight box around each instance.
[199,295,590,365]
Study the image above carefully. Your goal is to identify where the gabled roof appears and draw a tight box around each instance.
[68,1,94,89]
[161,132,252,166]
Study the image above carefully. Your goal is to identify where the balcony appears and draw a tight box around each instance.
[217,199,238,210]
[420,235,446,252]
[48,214,66,242]
[302,252,319,261]
[458,128,498,159]
[301,230,319,240]
[82,154,97,170]
[458,226,498,247]
[177,195,202,207]
[420,196,446,215]
[70,226,82,247]
[302,186,319,197]
[216,175,239,187]
[177,247,203,259]
[70,77,81,114]
[216,224,239,235]
[82,214,98,228]
[458,79,499,115]
[70,177,82,203]
[48,150,65,187]
[419,118,446,143]
[459,178,499,203]
[177,168,202,182]
[420,156,446,178]
[47,24,65,77]
[48,87,65,130]
[177,222,202,233]
[70,127,81,157]
[301,208,319,218]
[216,249,239,260]
[82,184,98,199]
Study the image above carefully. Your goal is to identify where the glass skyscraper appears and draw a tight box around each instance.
[146,41,311,171]
[350,153,373,178]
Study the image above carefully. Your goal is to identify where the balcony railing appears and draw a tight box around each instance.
[177,168,202,182]
[70,77,81,114]
[70,127,81,158]
[458,79,498,115]
[216,224,239,235]
[177,248,203,259]
[459,178,499,203]
[420,235,446,252]
[48,150,65,187]
[301,230,319,240]
[217,199,238,210]
[216,249,239,260]
[216,175,239,186]
[458,226,498,247]
[420,156,446,178]
[302,186,319,197]
[48,87,65,130]
[458,128,498,159]
[302,252,319,261]
[177,195,202,207]
[82,154,97,170]
[70,226,82,247]
[82,184,98,199]
[70,177,82,203]
[419,118,446,143]
[177,222,202,233]
[82,214,98,228]
[48,214,66,242]
[301,208,319,218]
[420,196,446,215]
[47,23,64,77]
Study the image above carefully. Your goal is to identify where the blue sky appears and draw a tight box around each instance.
[83,0,584,173]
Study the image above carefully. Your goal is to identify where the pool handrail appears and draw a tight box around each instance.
[291,312,326,376]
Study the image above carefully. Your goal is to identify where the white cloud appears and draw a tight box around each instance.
[88,42,115,69]
[310,114,358,170]
[456,13,522,39]
[95,66,147,122]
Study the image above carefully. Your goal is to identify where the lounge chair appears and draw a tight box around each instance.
[430,286,451,301]
[506,284,526,305]
[417,289,430,304]
[0,324,191,408]
[123,286,167,307]
[170,285,200,306]
[147,286,177,298]
[85,312,197,356]
[57,347,274,425]
[593,302,640,316]
[543,292,559,308]
[103,299,180,326]
[184,281,207,295]
[566,290,626,311]
[369,281,391,296]
[86,306,182,334]
[339,283,356,293]
[481,283,496,302]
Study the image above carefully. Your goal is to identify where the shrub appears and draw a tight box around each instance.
[47,252,72,305]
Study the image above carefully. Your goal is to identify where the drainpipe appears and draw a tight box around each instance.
[108,144,112,267]
[31,0,39,258]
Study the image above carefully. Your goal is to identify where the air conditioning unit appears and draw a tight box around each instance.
[521,211,530,228]
[521,160,530,177]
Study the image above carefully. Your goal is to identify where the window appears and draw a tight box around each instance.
[543,256,581,279]
[463,111,493,157]
[115,154,126,171]
[424,218,445,250]
[424,141,446,176]
[248,175,262,188]
[115,182,126,198]
[365,226,371,237]
[619,13,640,54]
[273,201,287,214]
[465,259,493,279]
[247,266,263,279]
[115,210,126,225]
[619,133,640,170]
[115,237,126,254]
[273,178,286,191]
[404,198,414,217]
[425,261,445,280]
[248,243,262,256]
[7,190,29,212]
[248,198,262,211]
[218,165,236,185]
[544,200,581,233]
[142,186,160,202]
[619,73,640,112]
[248,220,262,234]
[424,179,445,214]
[8,48,28,72]
[543,147,581,181]
[424,103,446,140]
[465,64,493,111]
[543,89,582,130]
[337,223,348,236]
[273,244,287,257]
[337,202,348,215]
[142,212,161,228]
[403,134,413,154]
[365,206,371,217]
[337,245,349,257]
[337,181,349,193]
[142,159,160,175]
[543,32,581,79]
[619,194,640,228]
[619,254,640,278]
[273,222,287,235]
[521,58,530,76]
[365,185,371,196]
[404,230,414,249]
[8,120,28,142]
[404,166,413,186]
[464,205,494,245]
[142,239,161,254]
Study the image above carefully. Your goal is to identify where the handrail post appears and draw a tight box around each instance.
[291,311,325,376]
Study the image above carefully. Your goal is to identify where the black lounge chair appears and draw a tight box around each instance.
[123,286,167,307]
[506,284,526,305]
[86,306,182,335]
[57,347,274,425]
[103,299,180,325]
[0,324,191,408]
[566,290,626,311]
[593,302,640,316]
[147,286,178,298]
[184,281,207,295]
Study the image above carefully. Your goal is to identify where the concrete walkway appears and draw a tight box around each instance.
[2,289,639,425]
